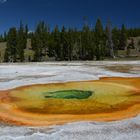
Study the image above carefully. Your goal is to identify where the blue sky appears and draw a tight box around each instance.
[0,0,140,33]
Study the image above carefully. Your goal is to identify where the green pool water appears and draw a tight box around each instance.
[44,90,93,99]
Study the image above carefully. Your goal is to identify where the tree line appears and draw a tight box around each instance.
[1,18,140,62]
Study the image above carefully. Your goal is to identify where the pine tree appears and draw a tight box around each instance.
[119,24,127,50]
[4,32,7,41]
[0,35,3,42]
[16,22,27,62]
[80,24,95,60]
[25,24,29,38]
[94,18,104,60]
[60,26,68,60]
[32,21,49,61]
[4,27,17,62]
[112,27,120,55]
[51,25,61,60]
[2,18,140,63]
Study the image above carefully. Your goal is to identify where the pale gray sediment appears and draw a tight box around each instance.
[0,61,140,90]
[0,116,140,140]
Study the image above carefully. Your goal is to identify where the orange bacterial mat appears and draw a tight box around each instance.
[0,77,140,126]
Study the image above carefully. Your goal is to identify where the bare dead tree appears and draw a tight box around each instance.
[106,20,115,58]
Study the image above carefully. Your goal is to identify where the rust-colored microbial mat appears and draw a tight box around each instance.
[0,77,140,126]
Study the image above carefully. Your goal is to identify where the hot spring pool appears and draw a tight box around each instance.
[0,77,140,126]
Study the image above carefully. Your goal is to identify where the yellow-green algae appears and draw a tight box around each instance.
[8,79,140,114]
